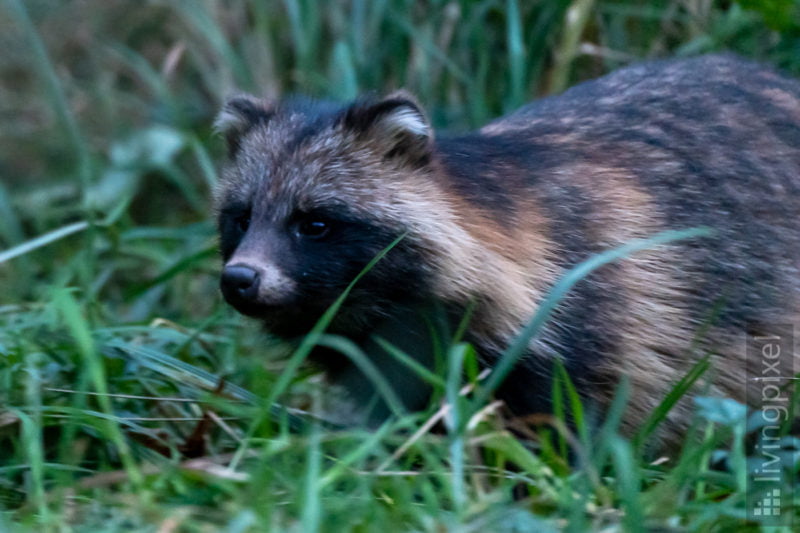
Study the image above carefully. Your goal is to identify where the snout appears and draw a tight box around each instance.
[220,264,260,303]
[220,260,296,315]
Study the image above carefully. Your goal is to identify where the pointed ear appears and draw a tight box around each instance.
[341,91,433,166]
[214,94,275,157]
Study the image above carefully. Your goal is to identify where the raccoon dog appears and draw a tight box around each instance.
[214,54,800,443]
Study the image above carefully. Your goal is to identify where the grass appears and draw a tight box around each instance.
[1,0,800,530]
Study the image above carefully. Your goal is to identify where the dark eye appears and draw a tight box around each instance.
[235,213,250,233]
[296,219,330,239]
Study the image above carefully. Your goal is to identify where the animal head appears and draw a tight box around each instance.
[213,92,443,337]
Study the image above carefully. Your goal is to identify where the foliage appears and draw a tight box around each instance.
[1,0,799,530]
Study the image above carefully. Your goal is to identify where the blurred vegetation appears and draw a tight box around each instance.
[1,0,799,530]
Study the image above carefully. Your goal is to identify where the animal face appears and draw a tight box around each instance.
[214,93,436,338]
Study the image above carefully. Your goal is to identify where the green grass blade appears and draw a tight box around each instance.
[551,360,588,459]
[53,288,144,490]
[316,334,407,418]
[505,0,526,108]
[319,424,393,489]
[0,221,89,265]
[591,376,631,467]
[632,354,712,451]
[105,339,257,404]
[0,180,24,247]
[173,0,253,91]
[13,410,49,523]
[302,413,322,533]
[373,336,446,389]
[549,0,596,94]
[189,135,220,191]
[445,342,468,515]
[4,0,92,194]
[125,245,218,299]
[550,360,567,458]
[330,40,359,99]
[388,10,470,84]
[609,436,645,533]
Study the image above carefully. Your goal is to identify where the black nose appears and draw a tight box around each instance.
[220,264,260,303]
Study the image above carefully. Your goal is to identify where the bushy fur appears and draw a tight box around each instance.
[215,55,800,443]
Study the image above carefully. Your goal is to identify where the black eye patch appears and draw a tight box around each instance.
[218,203,251,259]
